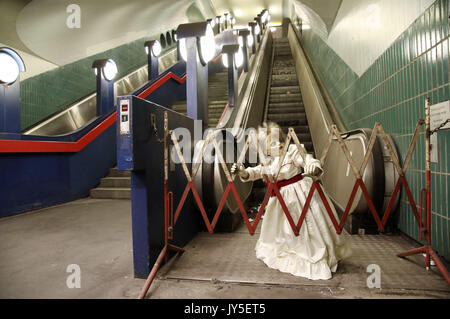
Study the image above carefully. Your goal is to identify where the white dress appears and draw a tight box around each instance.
[243,144,352,280]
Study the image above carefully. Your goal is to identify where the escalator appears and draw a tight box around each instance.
[196,24,400,234]
[265,38,313,154]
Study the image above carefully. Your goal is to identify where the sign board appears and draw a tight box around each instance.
[430,101,450,131]
[430,100,449,163]
[120,99,130,134]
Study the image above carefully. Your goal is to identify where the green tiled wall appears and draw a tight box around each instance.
[20,37,176,131]
[20,2,205,130]
[20,38,149,129]
[301,0,449,260]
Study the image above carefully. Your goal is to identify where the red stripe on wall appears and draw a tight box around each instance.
[0,71,186,154]
[0,112,117,153]
[138,72,186,99]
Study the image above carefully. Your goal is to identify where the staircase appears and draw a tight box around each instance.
[171,70,229,128]
[90,167,131,199]
[266,38,314,153]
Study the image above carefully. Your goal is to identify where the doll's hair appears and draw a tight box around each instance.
[257,121,286,145]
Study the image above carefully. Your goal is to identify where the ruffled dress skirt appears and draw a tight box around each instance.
[255,177,352,280]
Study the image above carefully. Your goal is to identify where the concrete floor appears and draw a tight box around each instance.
[0,198,449,299]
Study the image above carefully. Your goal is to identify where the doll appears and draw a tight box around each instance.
[232,122,351,280]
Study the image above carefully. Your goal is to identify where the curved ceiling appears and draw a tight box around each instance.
[15,0,195,66]
[0,0,34,55]
[209,0,342,33]
[0,0,343,67]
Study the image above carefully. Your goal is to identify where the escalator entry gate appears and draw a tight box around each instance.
[138,110,441,298]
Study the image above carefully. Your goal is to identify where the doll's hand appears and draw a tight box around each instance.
[304,162,322,177]
[231,163,249,179]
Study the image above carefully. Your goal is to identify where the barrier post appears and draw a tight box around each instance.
[396,98,450,285]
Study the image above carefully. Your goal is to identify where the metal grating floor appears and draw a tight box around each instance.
[160,223,450,293]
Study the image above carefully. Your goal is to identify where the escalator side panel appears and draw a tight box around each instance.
[285,23,396,233]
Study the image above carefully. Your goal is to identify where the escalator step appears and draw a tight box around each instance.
[303,142,314,152]
[268,107,305,114]
[269,101,304,108]
[275,52,292,55]
[272,69,296,75]
[296,133,312,142]
[281,125,310,133]
[270,86,300,94]
[269,94,302,103]
[271,80,298,87]
[268,112,306,120]
[273,63,294,67]
[268,116,307,127]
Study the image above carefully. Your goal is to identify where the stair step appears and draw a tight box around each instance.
[209,110,226,115]
[99,177,131,188]
[109,168,131,177]
[90,188,131,199]
[209,101,228,106]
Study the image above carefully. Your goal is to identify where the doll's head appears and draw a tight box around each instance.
[257,121,285,157]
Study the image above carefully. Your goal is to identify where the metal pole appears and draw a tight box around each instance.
[242,40,249,72]
[138,245,167,299]
[226,54,238,107]
[425,97,432,269]
[148,54,159,81]
[185,37,208,127]
[164,112,169,263]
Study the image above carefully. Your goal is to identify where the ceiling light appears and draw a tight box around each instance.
[0,48,25,85]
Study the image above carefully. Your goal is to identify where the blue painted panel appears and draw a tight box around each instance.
[130,171,151,278]
[0,124,116,217]
[0,80,21,133]
[125,96,201,278]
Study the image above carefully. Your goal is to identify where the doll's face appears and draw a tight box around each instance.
[267,139,283,157]
[258,127,283,157]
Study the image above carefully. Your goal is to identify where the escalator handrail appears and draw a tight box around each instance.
[136,71,186,99]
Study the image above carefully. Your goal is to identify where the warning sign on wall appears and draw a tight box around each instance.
[430,100,449,163]
[430,101,450,131]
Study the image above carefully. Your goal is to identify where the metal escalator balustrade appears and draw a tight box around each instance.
[23,48,178,136]
[266,38,313,153]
